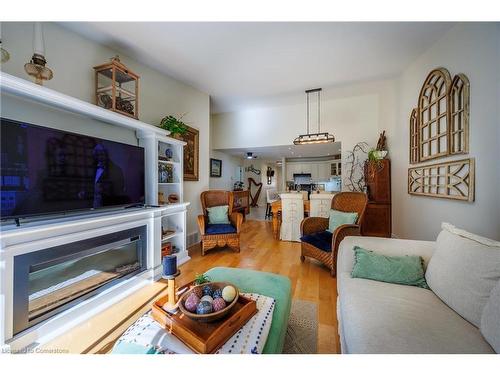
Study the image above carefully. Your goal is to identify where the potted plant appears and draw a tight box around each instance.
[159,114,188,135]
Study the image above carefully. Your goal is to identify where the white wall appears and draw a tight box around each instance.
[211,79,397,190]
[0,22,210,241]
[211,23,500,241]
[208,150,243,191]
[389,23,500,241]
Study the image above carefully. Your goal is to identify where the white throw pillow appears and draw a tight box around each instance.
[481,280,500,353]
[425,223,500,327]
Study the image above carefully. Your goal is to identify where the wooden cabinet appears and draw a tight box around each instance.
[232,190,250,218]
[362,159,391,237]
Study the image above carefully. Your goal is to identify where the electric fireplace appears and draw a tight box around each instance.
[12,226,147,335]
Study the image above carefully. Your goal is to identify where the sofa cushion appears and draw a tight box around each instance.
[480,280,500,353]
[300,230,333,252]
[207,205,230,224]
[205,223,236,235]
[425,223,500,327]
[327,209,358,233]
[338,272,494,353]
[351,246,429,289]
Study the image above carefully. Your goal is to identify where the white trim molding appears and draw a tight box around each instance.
[0,72,169,138]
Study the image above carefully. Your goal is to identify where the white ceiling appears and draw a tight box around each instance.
[60,22,454,113]
[218,142,342,161]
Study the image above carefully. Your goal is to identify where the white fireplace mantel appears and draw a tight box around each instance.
[0,72,169,138]
[0,204,190,351]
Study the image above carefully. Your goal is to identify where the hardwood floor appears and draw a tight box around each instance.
[181,220,340,354]
[41,219,340,354]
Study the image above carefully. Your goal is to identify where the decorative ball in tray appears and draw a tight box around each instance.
[179,282,239,322]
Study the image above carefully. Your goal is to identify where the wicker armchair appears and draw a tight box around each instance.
[197,190,244,256]
[300,192,368,277]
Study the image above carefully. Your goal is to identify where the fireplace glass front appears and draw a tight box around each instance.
[13,226,147,335]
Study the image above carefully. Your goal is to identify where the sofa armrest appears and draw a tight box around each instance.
[300,217,329,236]
[197,215,207,235]
[337,236,436,278]
[229,212,243,233]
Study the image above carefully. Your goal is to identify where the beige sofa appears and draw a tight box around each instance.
[337,223,500,354]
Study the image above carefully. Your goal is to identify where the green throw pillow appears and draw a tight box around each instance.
[351,246,429,289]
[207,205,230,224]
[327,209,358,233]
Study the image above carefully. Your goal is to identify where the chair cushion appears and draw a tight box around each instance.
[425,223,500,327]
[327,209,358,233]
[207,205,230,224]
[301,230,333,252]
[205,223,237,235]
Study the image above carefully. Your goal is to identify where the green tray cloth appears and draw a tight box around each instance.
[205,267,292,354]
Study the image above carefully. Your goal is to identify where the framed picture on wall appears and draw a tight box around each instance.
[210,158,222,177]
[174,125,199,181]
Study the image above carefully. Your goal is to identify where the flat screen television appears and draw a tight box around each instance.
[1,118,145,220]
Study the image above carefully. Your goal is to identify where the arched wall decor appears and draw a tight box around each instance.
[408,67,473,201]
[409,108,419,164]
[418,68,452,161]
[449,73,470,155]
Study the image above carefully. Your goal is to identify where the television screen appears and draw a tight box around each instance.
[1,118,145,219]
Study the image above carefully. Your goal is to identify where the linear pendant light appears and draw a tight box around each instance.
[293,88,335,145]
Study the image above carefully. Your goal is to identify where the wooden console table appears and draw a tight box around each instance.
[232,190,250,219]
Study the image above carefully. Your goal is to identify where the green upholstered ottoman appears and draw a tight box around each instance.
[112,267,292,354]
[204,267,292,354]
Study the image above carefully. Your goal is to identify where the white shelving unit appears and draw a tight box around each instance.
[137,131,188,263]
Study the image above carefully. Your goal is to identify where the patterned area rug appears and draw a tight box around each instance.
[283,299,318,354]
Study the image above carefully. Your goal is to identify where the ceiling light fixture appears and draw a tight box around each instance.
[246,152,257,159]
[293,88,335,145]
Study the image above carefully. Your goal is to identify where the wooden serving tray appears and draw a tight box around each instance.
[152,291,257,354]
